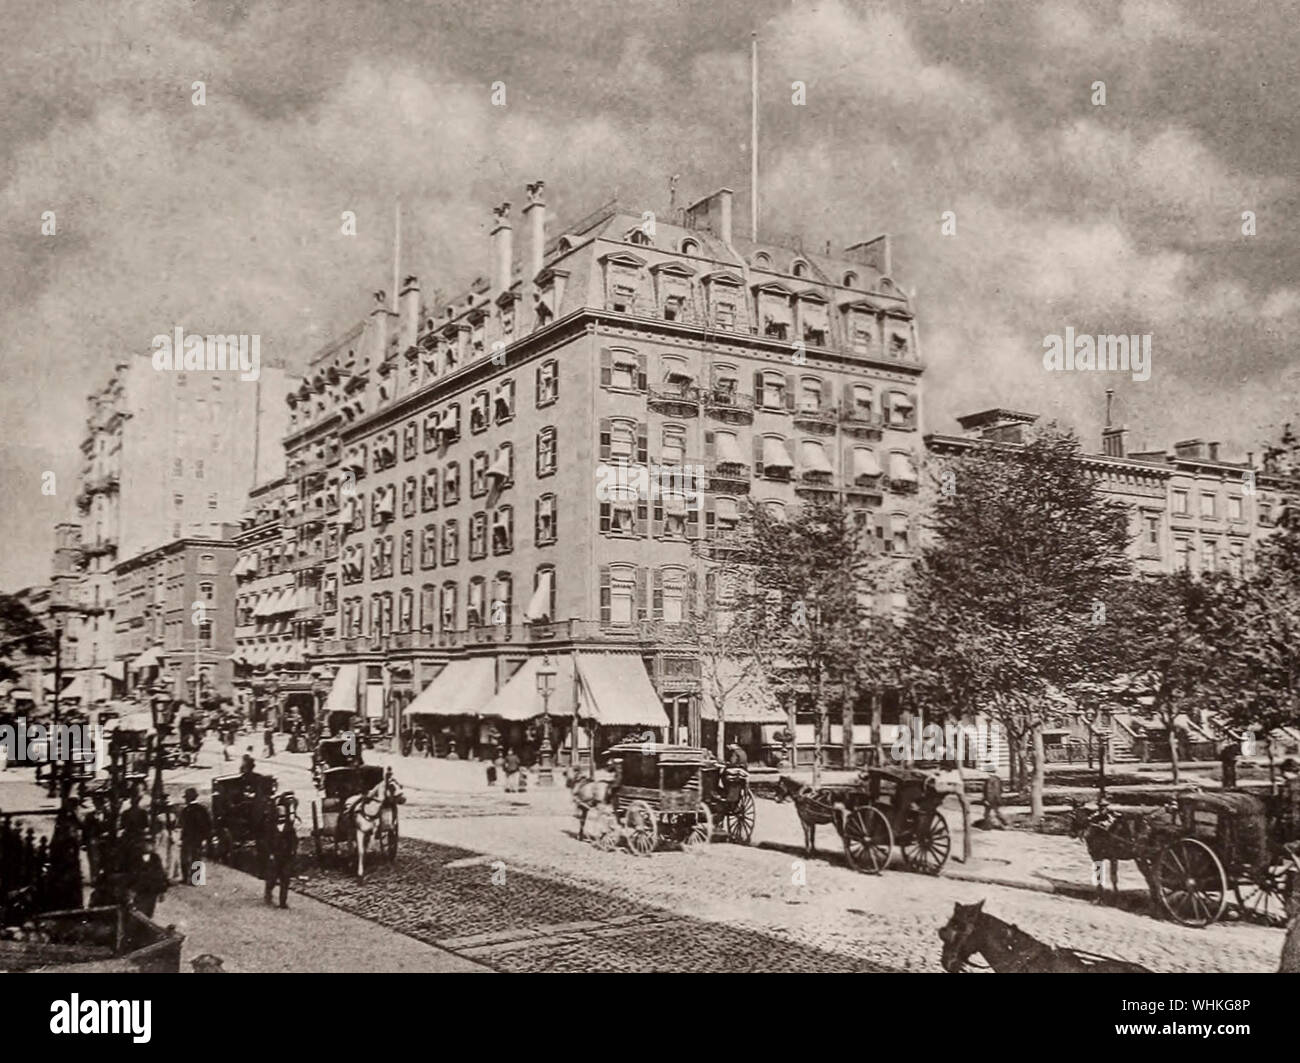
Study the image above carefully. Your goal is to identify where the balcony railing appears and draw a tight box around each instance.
[792,407,838,431]
[840,407,885,437]
[703,390,754,421]
[647,385,701,415]
[885,476,919,495]
[706,463,751,492]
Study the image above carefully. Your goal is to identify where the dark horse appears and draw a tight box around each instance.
[939,900,1152,972]
[1066,800,1160,905]
[773,776,847,856]
[260,792,299,909]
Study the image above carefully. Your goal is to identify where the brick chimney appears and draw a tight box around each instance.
[1208,441,1220,461]
[398,275,420,352]
[684,188,734,246]
[523,182,545,280]
[491,202,513,299]
[1173,439,1207,460]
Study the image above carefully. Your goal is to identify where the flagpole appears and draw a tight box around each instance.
[392,197,401,314]
[751,32,759,242]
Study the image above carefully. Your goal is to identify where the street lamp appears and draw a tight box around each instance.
[536,654,556,786]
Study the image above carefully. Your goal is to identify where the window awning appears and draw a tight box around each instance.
[854,449,881,479]
[699,661,786,723]
[889,452,918,482]
[716,497,739,523]
[102,660,125,682]
[800,441,833,474]
[479,655,575,722]
[761,437,794,470]
[525,570,553,622]
[45,675,84,702]
[663,493,688,517]
[487,451,511,480]
[891,392,915,410]
[575,652,667,728]
[715,432,745,465]
[403,658,496,718]
[322,664,359,716]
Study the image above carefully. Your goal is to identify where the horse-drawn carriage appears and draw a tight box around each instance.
[777,765,953,875]
[211,770,278,864]
[308,751,403,877]
[1147,790,1300,928]
[585,743,756,855]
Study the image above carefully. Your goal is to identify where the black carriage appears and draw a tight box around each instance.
[210,770,277,864]
[309,763,398,864]
[1149,790,1300,928]
[591,743,756,855]
[803,766,953,875]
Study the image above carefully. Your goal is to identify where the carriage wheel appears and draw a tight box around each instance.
[902,809,951,875]
[1156,838,1228,927]
[311,804,323,863]
[624,800,658,857]
[842,806,893,875]
[682,803,712,852]
[1235,851,1300,928]
[724,789,756,846]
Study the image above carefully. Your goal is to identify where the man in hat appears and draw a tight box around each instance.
[726,741,749,769]
[119,786,150,864]
[179,787,211,886]
[130,836,169,918]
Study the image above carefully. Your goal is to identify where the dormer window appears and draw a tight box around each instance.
[663,295,685,322]
[792,259,809,278]
[680,239,699,255]
[626,229,652,246]
[610,283,636,313]
[753,252,772,269]
[843,271,859,287]
[715,300,736,330]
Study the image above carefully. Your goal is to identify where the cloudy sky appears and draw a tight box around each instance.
[3,0,1298,588]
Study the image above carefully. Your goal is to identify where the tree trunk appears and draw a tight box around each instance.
[812,681,825,788]
[716,704,725,761]
[957,788,972,863]
[1029,723,1046,825]
[1268,739,1277,794]
[1168,721,1180,785]
[841,700,854,770]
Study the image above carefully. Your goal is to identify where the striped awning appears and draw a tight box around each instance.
[800,440,833,474]
[575,652,667,728]
[478,656,575,722]
[322,664,359,716]
[761,437,794,470]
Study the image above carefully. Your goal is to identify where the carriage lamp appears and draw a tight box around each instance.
[536,656,556,787]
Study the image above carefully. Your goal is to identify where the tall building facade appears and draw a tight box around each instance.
[294,182,925,763]
[54,355,296,706]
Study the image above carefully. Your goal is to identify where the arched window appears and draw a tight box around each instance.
[603,563,637,625]
[492,572,513,626]
[680,238,699,255]
[198,581,214,602]
[440,581,458,630]
[420,584,437,631]
[791,259,809,278]
[752,252,772,268]
[843,271,859,287]
[658,566,689,623]
[527,565,557,623]
[798,376,823,412]
[536,494,557,545]
[467,577,487,627]
[661,424,686,466]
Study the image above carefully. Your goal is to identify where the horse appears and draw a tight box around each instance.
[568,771,615,841]
[1065,799,1160,905]
[773,776,847,857]
[339,769,405,880]
[262,792,299,908]
[939,900,1152,973]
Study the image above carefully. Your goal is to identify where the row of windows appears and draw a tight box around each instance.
[172,458,206,479]
[622,231,862,288]
[1174,537,1247,575]
[172,492,221,510]
[1170,489,1247,521]
[340,564,557,636]
[339,496,558,582]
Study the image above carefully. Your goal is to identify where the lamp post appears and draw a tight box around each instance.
[536,655,556,786]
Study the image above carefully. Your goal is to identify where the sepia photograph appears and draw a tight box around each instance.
[0,0,1297,1035]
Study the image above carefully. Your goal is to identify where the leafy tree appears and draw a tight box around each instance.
[0,593,55,685]
[901,426,1132,821]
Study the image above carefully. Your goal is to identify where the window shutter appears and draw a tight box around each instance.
[841,380,855,416]
[599,566,611,623]
[636,353,647,391]
[636,499,648,538]
[844,443,854,483]
[687,570,698,617]
[535,363,543,402]
[686,497,699,538]
[636,422,648,465]
[653,499,664,538]
[551,362,559,401]
[704,495,715,539]
[783,373,796,410]
[881,391,893,423]
[599,418,611,461]
[819,378,834,411]
[753,370,765,407]
[753,436,765,478]
[599,501,611,534]
[600,349,612,387]
[636,566,649,620]
[534,499,541,544]
[652,568,664,620]
[704,430,715,463]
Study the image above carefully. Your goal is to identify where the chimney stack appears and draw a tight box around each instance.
[369,289,390,365]
[683,188,734,246]
[1208,441,1220,461]
[491,202,513,299]
[717,188,733,245]
[399,275,420,352]
[523,182,546,280]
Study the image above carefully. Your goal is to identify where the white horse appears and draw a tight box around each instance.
[339,769,405,879]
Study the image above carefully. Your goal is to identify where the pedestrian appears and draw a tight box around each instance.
[130,837,169,918]
[262,795,296,909]
[1219,740,1240,790]
[486,759,498,786]
[46,797,84,911]
[264,722,276,759]
[153,794,180,882]
[503,747,521,792]
[119,787,150,863]
[179,787,211,885]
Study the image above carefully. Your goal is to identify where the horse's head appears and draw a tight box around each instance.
[1065,799,1093,838]
[938,900,985,972]
[773,776,804,804]
[381,771,407,805]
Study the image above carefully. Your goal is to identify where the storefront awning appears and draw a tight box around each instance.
[132,646,164,670]
[102,660,126,682]
[46,675,85,702]
[322,663,359,716]
[699,661,786,723]
[404,658,496,718]
[575,652,667,728]
[478,656,575,722]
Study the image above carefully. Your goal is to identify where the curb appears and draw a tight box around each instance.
[943,866,1059,894]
